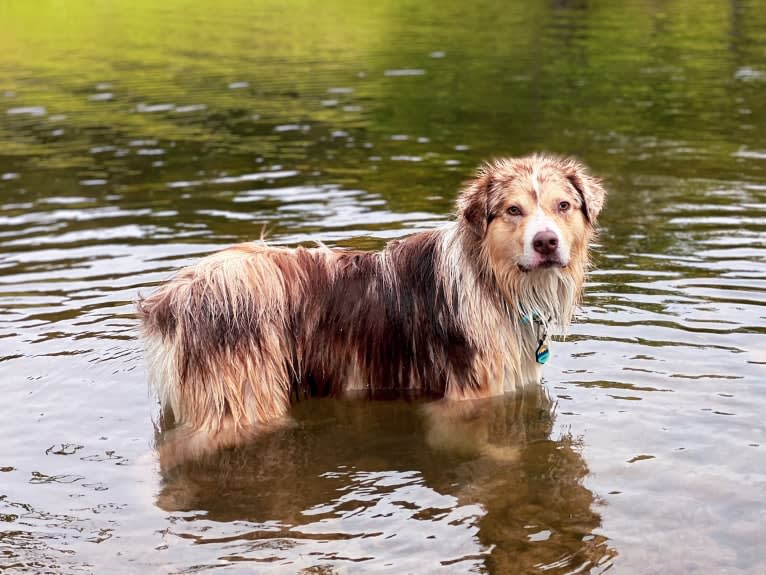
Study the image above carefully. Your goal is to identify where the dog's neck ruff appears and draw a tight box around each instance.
[509,266,578,370]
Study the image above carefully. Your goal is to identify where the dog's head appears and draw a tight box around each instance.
[458,154,606,279]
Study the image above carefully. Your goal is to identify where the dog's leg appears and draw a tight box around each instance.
[156,413,293,473]
[158,333,295,470]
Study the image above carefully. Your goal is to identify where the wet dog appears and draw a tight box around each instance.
[137,154,606,466]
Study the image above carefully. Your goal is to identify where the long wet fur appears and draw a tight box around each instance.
[137,154,606,468]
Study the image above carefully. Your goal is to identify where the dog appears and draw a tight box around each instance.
[137,154,606,466]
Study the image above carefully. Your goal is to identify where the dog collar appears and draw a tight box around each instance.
[520,310,541,325]
[521,310,550,365]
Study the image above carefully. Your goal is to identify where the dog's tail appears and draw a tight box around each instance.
[136,246,297,465]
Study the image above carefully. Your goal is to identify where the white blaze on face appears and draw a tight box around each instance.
[520,170,570,268]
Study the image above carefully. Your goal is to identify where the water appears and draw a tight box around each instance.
[1,1,765,573]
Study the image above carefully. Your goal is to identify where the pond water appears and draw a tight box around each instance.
[2,1,765,573]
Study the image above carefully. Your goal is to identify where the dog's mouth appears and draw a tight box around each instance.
[517,260,567,273]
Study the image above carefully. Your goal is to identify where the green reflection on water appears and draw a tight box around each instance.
[1,0,765,259]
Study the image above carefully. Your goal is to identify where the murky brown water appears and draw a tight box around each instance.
[2,1,765,573]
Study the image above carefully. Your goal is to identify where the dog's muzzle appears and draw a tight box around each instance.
[532,231,558,256]
[518,231,567,272]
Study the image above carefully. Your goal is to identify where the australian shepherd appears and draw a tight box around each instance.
[137,154,606,467]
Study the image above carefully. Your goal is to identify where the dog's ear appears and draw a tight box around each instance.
[458,166,494,239]
[562,158,607,225]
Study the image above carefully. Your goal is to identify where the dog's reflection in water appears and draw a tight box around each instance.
[156,387,616,573]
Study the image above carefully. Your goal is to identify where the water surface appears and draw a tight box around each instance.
[1,1,765,573]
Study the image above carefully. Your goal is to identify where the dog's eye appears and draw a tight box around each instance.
[507,205,522,216]
[558,201,571,212]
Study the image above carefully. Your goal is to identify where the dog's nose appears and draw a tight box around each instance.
[532,231,559,256]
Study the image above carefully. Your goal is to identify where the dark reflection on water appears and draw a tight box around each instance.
[2,0,766,573]
[157,392,614,573]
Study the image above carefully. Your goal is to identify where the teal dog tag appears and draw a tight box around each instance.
[535,339,550,364]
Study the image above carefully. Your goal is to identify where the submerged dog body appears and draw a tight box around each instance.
[138,154,606,461]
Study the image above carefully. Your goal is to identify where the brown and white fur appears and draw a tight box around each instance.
[137,154,606,467]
